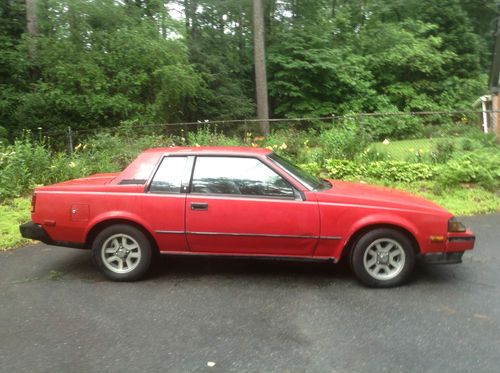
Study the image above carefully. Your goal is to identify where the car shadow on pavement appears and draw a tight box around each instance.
[147,256,469,287]
[412,262,467,285]
[31,247,468,287]
[46,249,356,286]
[148,255,354,286]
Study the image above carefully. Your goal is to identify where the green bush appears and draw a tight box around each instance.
[461,138,474,151]
[361,115,424,140]
[358,147,389,161]
[0,136,52,199]
[466,132,498,149]
[322,147,500,190]
[185,125,242,147]
[298,162,323,176]
[259,128,317,163]
[437,150,500,190]
[325,159,436,182]
[318,123,371,160]
[0,127,175,201]
[0,126,7,143]
[430,139,455,163]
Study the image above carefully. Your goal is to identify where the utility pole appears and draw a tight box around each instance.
[491,11,500,143]
[253,0,270,136]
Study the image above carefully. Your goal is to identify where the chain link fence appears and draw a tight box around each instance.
[14,110,499,163]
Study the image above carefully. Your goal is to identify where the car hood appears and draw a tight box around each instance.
[314,180,449,215]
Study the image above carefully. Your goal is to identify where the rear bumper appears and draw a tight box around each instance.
[19,221,85,249]
[19,221,52,244]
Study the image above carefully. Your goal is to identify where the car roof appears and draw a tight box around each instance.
[143,146,272,156]
[114,146,273,183]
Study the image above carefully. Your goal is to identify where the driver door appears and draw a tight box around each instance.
[185,156,319,256]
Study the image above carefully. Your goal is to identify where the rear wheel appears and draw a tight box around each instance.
[350,228,415,288]
[92,224,152,281]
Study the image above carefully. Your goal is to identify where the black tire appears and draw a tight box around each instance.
[350,228,415,288]
[92,224,152,281]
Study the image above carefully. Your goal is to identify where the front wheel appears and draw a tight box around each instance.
[92,224,152,281]
[350,228,416,288]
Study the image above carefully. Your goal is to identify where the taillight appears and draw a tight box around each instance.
[31,193,37,213]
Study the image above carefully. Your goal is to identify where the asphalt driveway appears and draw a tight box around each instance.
[1,214,499,373]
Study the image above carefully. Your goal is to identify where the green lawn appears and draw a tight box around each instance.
[0,198,31,250]
[371,137,463,161]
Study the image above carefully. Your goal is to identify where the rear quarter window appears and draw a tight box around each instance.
[149,157,188,193]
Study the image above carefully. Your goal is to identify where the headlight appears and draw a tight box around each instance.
[448,217,466,232]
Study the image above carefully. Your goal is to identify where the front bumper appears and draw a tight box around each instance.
[19,221,52,244]
[447,229,475,252]
[421,251,464,264]
[421,229,475,264]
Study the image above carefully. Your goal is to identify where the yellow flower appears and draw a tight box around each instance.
[279,142,287,150]
[69,161,76,168]
[265,146,273,151]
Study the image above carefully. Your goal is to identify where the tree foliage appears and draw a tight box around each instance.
[0,0,496,137]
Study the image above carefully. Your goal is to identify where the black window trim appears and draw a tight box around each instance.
[146,155,194,195]
[119,179,147,185]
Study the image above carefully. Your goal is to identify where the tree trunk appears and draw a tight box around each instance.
[252,0,269,136]
[25,0,39,59]
[237,9,245,65]
[184,0,198,40]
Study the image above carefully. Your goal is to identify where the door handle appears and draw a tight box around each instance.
[190,202,208,211]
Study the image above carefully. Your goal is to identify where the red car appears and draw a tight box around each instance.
[20,146,475,287]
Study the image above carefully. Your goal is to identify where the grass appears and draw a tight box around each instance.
[371,137,463,161]
[0,198,31,250]
[423,187,500,215]
[1,183,498,251]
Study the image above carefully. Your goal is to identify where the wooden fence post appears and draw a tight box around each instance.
[67,126,73,154]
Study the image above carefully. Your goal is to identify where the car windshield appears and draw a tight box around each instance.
[268,153,330,191]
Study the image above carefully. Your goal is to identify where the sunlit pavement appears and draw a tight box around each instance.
[1,214,499,372]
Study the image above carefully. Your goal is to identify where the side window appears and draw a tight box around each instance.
[191,157,295,198]
[149,156,188,193]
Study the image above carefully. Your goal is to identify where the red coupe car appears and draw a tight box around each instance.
[20,146,475,287]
